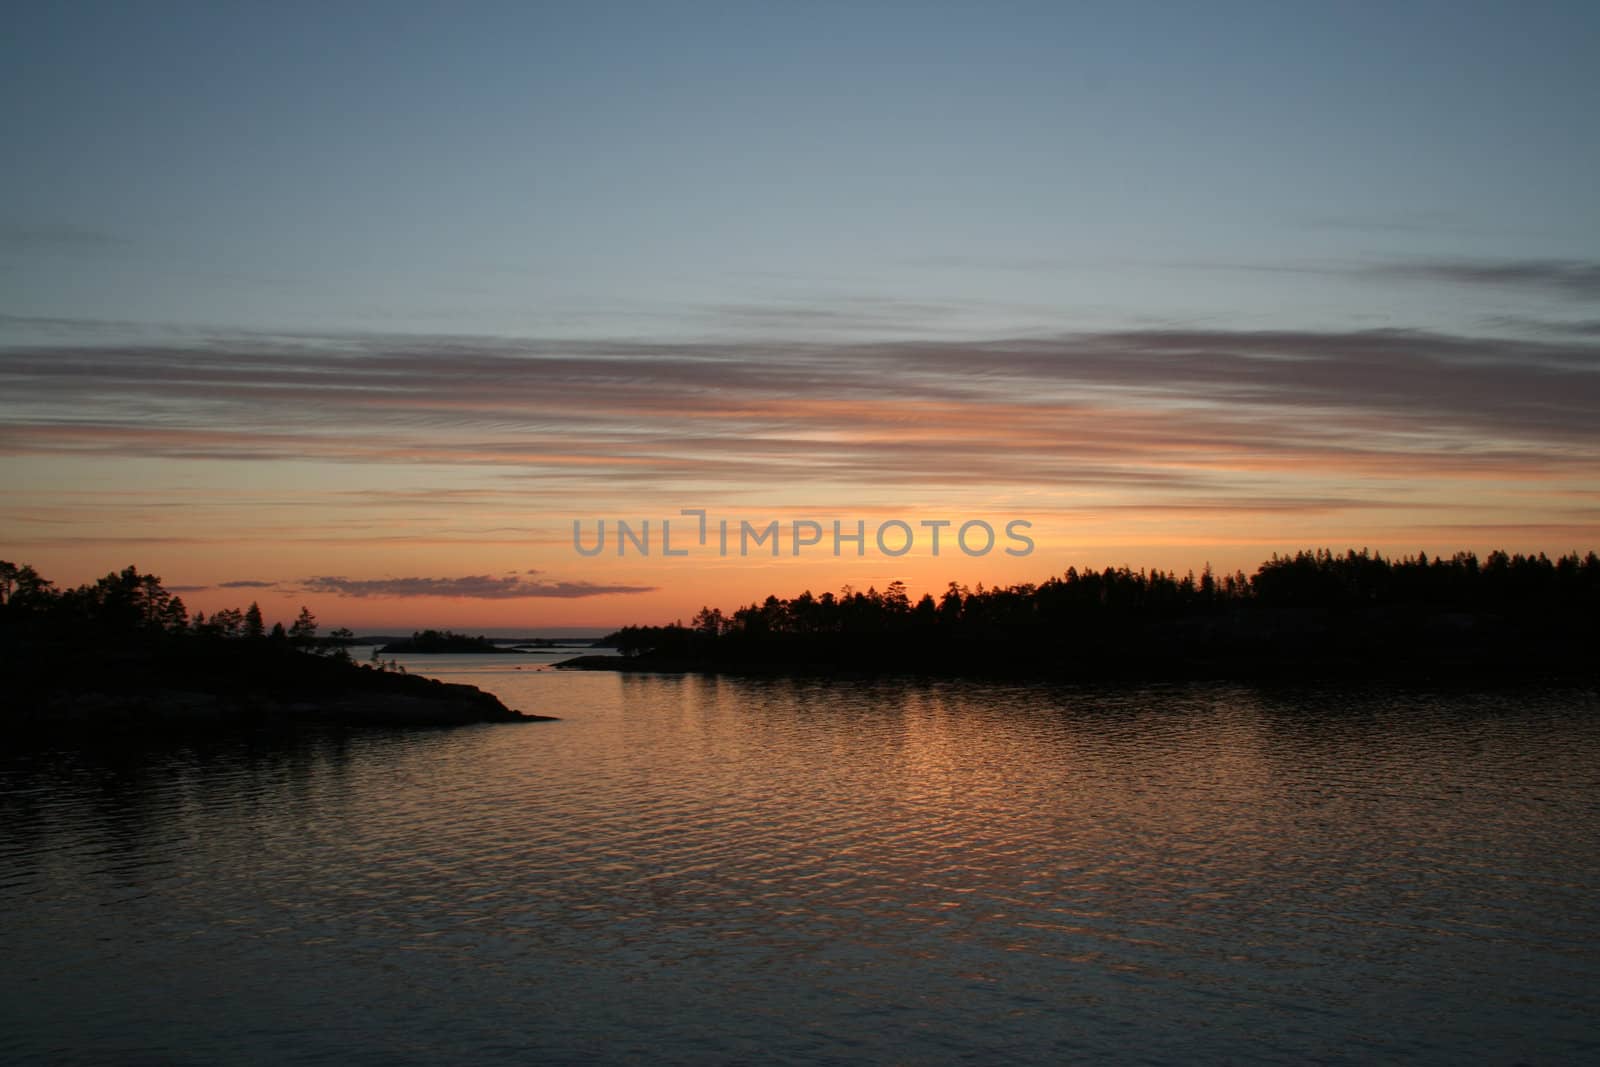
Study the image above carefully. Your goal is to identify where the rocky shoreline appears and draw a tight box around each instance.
[13,644,555,737]
[20,677,554,734]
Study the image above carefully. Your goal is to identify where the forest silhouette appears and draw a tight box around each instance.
[5,550,1597,701]
[592,549,1600,680]
[1,562,534,730]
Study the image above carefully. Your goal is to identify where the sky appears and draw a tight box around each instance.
[3,1,1598,630]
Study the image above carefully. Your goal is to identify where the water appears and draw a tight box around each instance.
[4,667,1599,1064]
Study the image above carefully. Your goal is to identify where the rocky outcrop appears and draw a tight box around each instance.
[11,641,556,735]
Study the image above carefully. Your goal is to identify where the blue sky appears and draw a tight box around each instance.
[5,1,1597,342]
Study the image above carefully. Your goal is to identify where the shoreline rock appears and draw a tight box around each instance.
[11,641,557,737]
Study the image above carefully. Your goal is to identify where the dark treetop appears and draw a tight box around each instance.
[1,563,553,734]
[567,548,1600,681]
[378,629,510,654]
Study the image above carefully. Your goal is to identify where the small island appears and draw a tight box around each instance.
[378,629,515,654]
[2,562,556,735]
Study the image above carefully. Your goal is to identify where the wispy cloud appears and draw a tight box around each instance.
[1481,317,1600,338]
[1370,259,1600,300]
[218,579,276,588]
[0,223,133,253]
[703,297,963,335]
[1300,212,1466,235]
[302,574,657,599]
[1,326,1596,507]
[1199,257,1600,301]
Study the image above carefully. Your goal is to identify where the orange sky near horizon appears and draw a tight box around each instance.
[5,327,1596,632]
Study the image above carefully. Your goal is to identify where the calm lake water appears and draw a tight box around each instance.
[4,662,1599,1064]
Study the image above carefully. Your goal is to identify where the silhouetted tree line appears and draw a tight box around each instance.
[379,629,499,653]
[0,561,353,655]
[600,549,1600,679]
[3,563,535,731]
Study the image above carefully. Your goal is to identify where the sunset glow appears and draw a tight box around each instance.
[3,3,1596,630]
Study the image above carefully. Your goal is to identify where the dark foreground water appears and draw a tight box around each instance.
[4,666,1599,1064]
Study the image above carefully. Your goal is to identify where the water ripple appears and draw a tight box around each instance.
[3,675,1598,1063]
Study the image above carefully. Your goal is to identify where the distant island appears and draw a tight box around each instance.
[2,562,554,735]
[373,630,611,653]
[379,629,511,654]
[559,548,1600,682]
